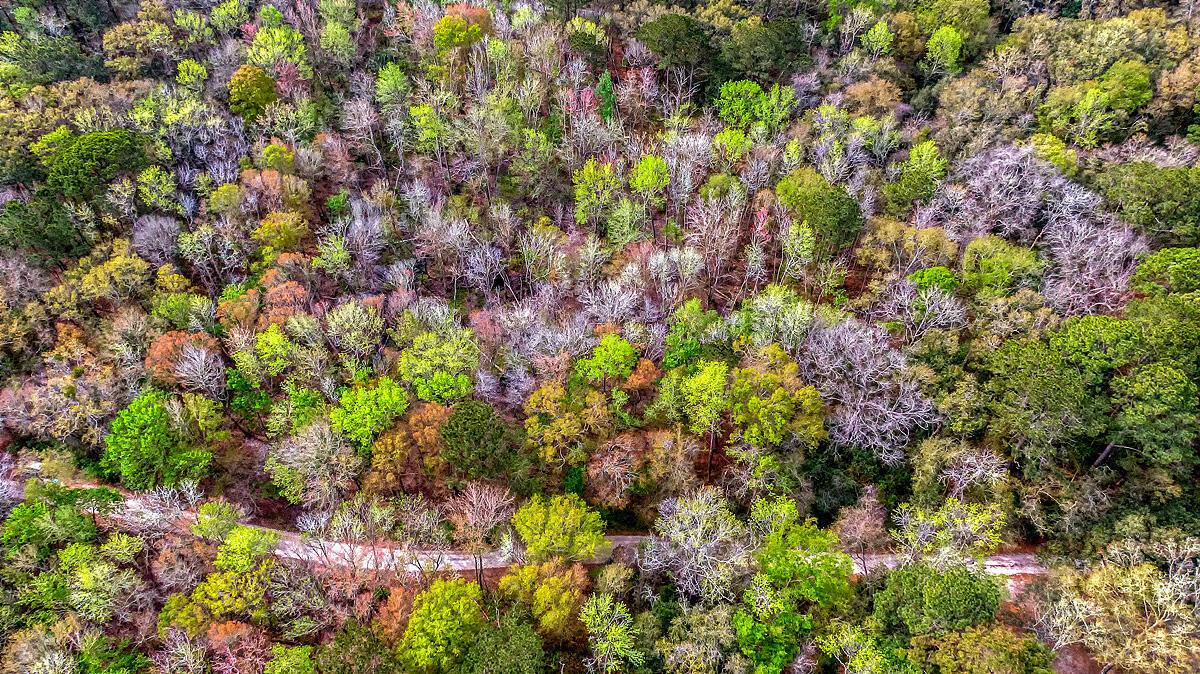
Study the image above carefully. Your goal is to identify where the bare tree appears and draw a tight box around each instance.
[341,97,386,174]
[833,486,889,569]
[868,279,968,343]
[174,343,226,401]
[132,215,181,266]
[640,488,753,603]
[799,319,938,465]
[268,420,363,512]
[446,482,515,587]
[1042,185,1146,315]
[939,447,1008,499]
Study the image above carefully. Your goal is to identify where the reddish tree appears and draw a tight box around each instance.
[216,288,261,331]
[206,621,272,674]
[145,331,222,385]
[587,433,647,509]
[259,278,309,328]
[445,3,493,33]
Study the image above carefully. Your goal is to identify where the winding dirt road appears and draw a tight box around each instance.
[10,474,1047,577]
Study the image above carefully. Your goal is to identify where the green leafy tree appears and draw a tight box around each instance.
[460,615,547,674]
[76,635,153,674]
[884,141,947,218]
[720,18,808,83]
[512,493,607,562]
[192,500,244,542]
[861,20,895,57]
[395,329,480,404]
[210,0,249,32]
[961,235,1044,299]
[2,488,98,559]
[247,25,311,78]
[1132,247,1200,296]
[712,128,751,169]
[42,128,146,199]
[904,624,1055,674]
[984,339,1108,476]
[440,400,512,481]
[573,158,621,227]
[577,334,639,390]
[818,621,904,674]
[176,58,208,88]
[330,376,410,450]
[432,14,483,55]
[228,64,279,122]
[581,593,645,673]
[1099,59,1152,114]
[266,644,316,674]
[776,168,864,259]
[214,525,279,573]
[716,80,764,129]
[318,621,402,674]
[921,26,963,76]
[499,560,588,638]
[683,360,730,478]
[1094,165,1200,246]
[914,0,990,50]
[1109,363,1199,473]
[320,21,355,66]
[635,15,712,75]
[873,564,1001,642]
[730,345,825,450]
[400,578,487,673]
[892,499,1005,565]
[734,498,853,674]
[630,154,670,209]
[102,391,211,491]
[597,70,616,121]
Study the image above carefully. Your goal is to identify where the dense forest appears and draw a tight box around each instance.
[0,0,1198,670]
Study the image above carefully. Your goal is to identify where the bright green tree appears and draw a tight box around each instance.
[266,644,316,674]
[577,334,639,390]
[581,593,645,673]
[683,360,730,477]
[214,525,279,573]
[1132,248,1200,296]
[192,500,243,542]
[329,376,410,450]
[716,79,764,129]
[922,26,963,76]
[247,25,311,78]
[884,141,947,218]
[630,154,670,209]
[861,20,895,57]
[734,498,852,673]
[102,391,211,491]
[396,329,480,404]
[400,578,487,673]
[573,158,621,227]
[512,493,607,562]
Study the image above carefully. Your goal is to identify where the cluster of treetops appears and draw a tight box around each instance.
[0,0,1198,670]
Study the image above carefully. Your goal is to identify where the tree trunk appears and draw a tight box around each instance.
[706,429,715,481]
[1092,439,1118,468]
